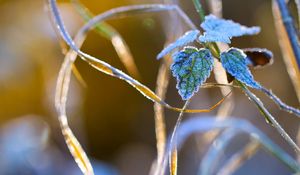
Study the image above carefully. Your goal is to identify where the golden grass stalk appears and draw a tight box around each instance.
[71,0,141,80]
[169,101,190,175]
[272,0,300,161]
[273,0,300,101]
[153,57,171,167]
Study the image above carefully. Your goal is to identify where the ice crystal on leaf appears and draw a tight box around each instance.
[171,47,214,100]
[199,15,260,43]
[220,48,261,89]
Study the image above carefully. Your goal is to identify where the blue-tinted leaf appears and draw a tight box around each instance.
[199,15,261,43]
[157,30,200,59]
[220,48,261,89]
[171,47,214,100]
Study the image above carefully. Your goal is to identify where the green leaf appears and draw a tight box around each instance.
[171,47,214,100]
[220,48,261,89]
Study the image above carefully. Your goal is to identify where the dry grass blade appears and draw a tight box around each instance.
[216,140,260,175]
[59,116,94,175]
[272,0,300,104]
[71,64,87,87]
[48,9,87,87]
[170,150,178,175]
[54,44,93,174]
[274,0,300,68]
[273,0,300,162]
[169,101,190,175]
[71,0,141,80]
[153,57,171,168]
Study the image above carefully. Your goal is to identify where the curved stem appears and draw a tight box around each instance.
[237,81,300,153]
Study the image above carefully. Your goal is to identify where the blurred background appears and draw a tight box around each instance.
[0,0,299,174]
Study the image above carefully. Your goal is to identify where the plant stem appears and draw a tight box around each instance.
[237,81,300,153]
[192,0,206,21]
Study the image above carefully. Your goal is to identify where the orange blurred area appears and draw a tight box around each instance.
[0,0,299,174]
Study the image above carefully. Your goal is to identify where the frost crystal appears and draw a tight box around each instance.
[171,47,214,100]
[199,15,260,43]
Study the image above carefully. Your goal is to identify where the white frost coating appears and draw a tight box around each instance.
[157,30,200,59]
[199,15,260,43]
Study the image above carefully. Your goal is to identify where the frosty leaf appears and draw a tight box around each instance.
[243,48,274,68]
[157,30,200,59]
[199,15,261,43]
[171,47,214,100]
[199,31,231,44]
[220,48,261,89]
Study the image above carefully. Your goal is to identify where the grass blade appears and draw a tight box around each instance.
[216,140,260,175]
[199,129,239,175]
[273,0,300,101]
[237,81,300,153]
[59,117,94,175]
[274,0,300,69]
[169,101,190,175]
[71,0,141,80]
[153,57,171,169]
